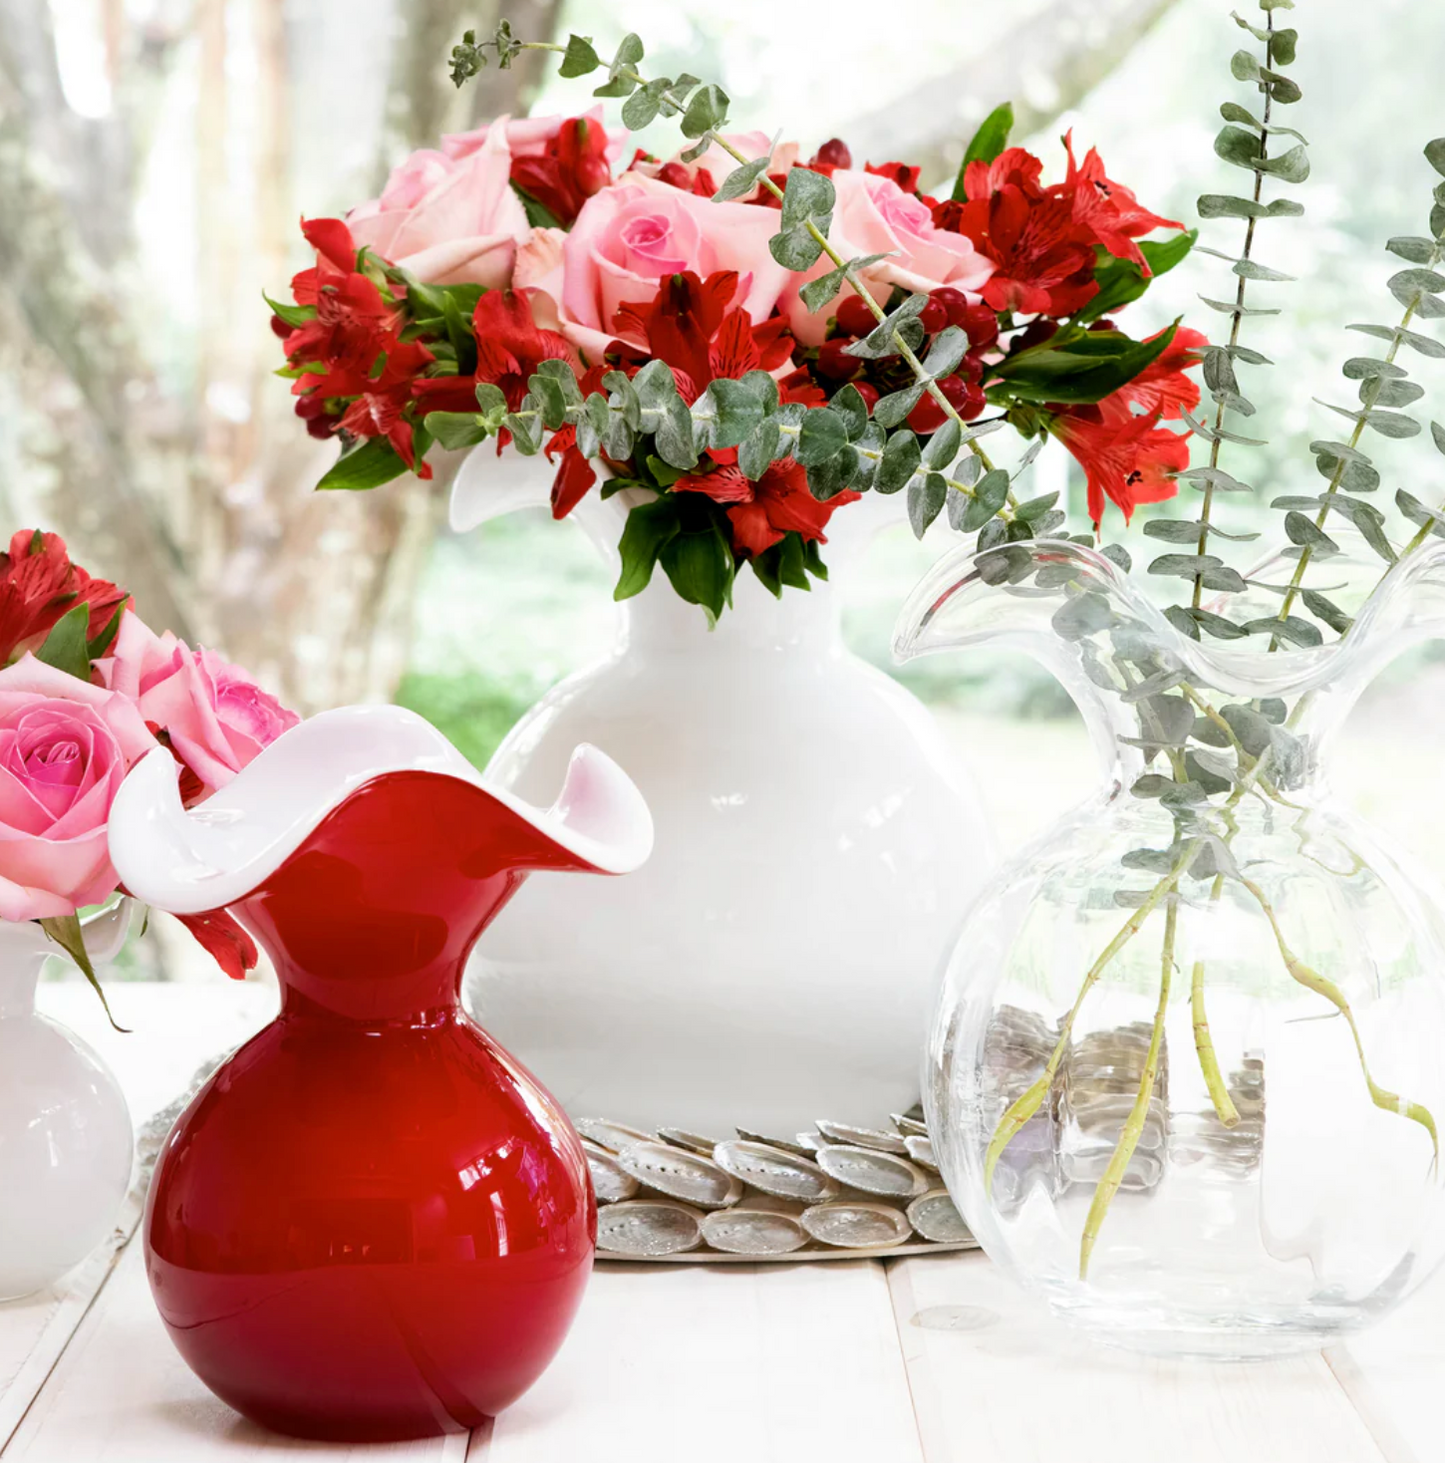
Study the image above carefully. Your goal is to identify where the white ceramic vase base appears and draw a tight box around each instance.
[453,456,996,1137]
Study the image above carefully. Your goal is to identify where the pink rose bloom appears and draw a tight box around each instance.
[547,175,792,362]
[102,614,299,802]
[0,655,156,921]
[781,169,996,345]
[442,105,627,167]
[347,123,530,288]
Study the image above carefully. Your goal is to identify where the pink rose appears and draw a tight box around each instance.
[442,106,627,167]
[347,124,530,288]
[102,614,299,802]
[781,169,996,345]
[549,175,792,362]
[0,655,156,921]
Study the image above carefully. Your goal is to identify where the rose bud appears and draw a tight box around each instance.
[813,138,853,170]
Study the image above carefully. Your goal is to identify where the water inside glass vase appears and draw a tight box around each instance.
[895,538,1445,1354]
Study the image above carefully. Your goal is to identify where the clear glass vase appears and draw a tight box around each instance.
[895,537,1445,1358]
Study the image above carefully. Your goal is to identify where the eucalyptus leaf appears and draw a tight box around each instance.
[908,475,947,539]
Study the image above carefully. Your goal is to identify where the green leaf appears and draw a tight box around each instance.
[952,101,1014,198]
[1426,139,1445,179]
[1143,519,1205,544]
[1245,615,1322,647]
[797,407,849,466]
[621,77,670,129]
[961,468,1010,529]
[41,914,123,1031]
[1433,421,1445,457]
[1176,466,1252,493]
[88,603,124,660]
[423,411,489,451]
[876,430,922,494]
[1182,607,1249,640]
[264,292,316,329]
[35,602,93,680]
[1076,231,1196,323]
[680,83,729,139]
[614,496,680,600]
[1301,589,1352,634]
[1396,488,1445,539]
[908,475,947,538]
[1218,101,1306,143]
[1214,124,1261,168]
[558,33,601,77]
[660,520,734,622]
[713,151,773,203]
[1148,553,1221,579]
[316,436,410,491]
[1284,510,1338,557]
[845,293,928,359]
[826,383,868,443]
[1387,237,1439,265]
[991,322,1179,405]
[738,419,780,481]
[1348,323,1445,358]
[1254,144,1310,183]
[922,418,962,470]
[1196,194,1304,220]
[872,382,926,430]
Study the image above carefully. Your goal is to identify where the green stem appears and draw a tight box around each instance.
[983,854,1188,1192]
[1190,876,1240,1128]
[1079,897,1176,1279]
[1237,870,1439,1166]
[1191,11,1274,611]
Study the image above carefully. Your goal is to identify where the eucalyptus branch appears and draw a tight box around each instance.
[1189,10,1277,611]
[1153,4,1305,643]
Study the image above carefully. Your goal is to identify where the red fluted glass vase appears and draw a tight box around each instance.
[109,706,652,1441]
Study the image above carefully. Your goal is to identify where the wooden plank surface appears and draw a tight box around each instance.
[482,1259,924,1463]
[5,982,1445,1462]
[4,1243,467,1463]
[885,1251,1397,1463]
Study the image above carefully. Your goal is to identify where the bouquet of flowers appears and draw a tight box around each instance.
[271,36,1202,620]
[0,530,298,1012]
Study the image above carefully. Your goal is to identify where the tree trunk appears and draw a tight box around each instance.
[847,0,1185,187]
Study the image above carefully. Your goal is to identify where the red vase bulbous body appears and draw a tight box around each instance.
[110,710,653,1441]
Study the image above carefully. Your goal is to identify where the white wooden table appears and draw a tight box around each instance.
[4,983,1442,1463]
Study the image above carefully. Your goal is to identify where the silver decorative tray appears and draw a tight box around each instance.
[579,1111,976,1262]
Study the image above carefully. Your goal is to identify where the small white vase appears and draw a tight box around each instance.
[0,908,134,1300]
[452,456,996,1135]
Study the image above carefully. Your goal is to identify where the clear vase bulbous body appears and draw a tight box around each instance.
[453,458,994,1136]
[896,538,1445,1358]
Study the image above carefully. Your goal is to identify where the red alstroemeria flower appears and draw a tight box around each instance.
[612,270,796,401]
[1050,323,1204,528]
[0,530,129,666]
[511,116,614,227]
[336,337,438,473]
[284,218,401,379]
[1051,403,1191,529]
[866,160,928,198]
[1058,132,1183,270]
[675,458,860,557]
[1125,326,1208,420]
[413,289,578,432]
[943,184,1099,318]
